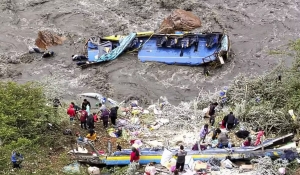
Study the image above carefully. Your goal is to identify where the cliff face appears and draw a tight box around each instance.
[0,0,300,104]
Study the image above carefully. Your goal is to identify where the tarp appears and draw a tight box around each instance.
[158,9,201,34]
[35,30,66,50]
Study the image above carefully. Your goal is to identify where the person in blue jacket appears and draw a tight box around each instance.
[11,151,24,168]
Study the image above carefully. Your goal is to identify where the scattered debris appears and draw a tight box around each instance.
[62,162,80,174]
[87,166,100,175]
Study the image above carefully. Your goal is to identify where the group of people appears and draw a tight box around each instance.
[198,122,265,150]
[66,99,123,145]
[66,99,120,130]
[129,144,187,173]
[207,102,238,130]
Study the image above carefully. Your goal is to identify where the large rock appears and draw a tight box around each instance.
[158,9,201,34]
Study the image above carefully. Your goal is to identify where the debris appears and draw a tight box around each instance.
[87,166,100,175]
[221,159,236,169]
[280,150,299,162]
[239,165,253,172]
[68,147,88,154]
[194,161,208,170]
[144,163,156,175]
[251,156,289,174]
[278,167,286,174]
[62,162,80,174]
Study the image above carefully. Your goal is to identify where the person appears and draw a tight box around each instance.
[100,108,110,128]
[175,145,187,172]
[71,102,81,112]
[71,102,81,120]
[117,143,122,151]
[226,112,235,130]
[42,51,54,58]
[72,55,88,61]
[76,132,84,142]
[67,104,76,122]
[82,99,91,110]
[209,102,218,126]
[87,114,95,129]
[80,110,88,130]
[212,128,221,140]
[254,127,264,146]
[199,124,209,143]
[86,129,97,141]
[192,142,207,151]
[93,113,98,122]
[130,147,140,163]
[243,137,252,147]
[97,103,107,112]
[216,129,229,148]
[110,106,119,126]
[11,151,24,168]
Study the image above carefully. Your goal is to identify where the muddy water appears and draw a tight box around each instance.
[0,0,300,104]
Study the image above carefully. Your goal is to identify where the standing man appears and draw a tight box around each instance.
[175,145,187,172]
[81,99,91,110]
[110,106,119,126]
[87,114,95,129]
[199,124,209,143]
[53,97,62,117]
[80,110,88,130]
[209,102,218,126]
[100,108,110,128]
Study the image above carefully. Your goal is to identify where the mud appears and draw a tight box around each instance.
[0,0,300,104]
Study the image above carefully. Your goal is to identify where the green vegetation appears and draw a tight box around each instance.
[0,82,84,175]
[222,40,300,136]
[268,49,286,55]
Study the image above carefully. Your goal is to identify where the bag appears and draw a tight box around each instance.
[87,166,100,175]
[145,165,156,175]
[63,129,72,135]
[161,149,173,167]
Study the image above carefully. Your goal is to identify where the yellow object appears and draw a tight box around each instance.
[131,110,141,115]
[104,47,110,53]
[102,31,155,41]
[289,109,297,121]
[86,133,97,141]
[102,31,193,42]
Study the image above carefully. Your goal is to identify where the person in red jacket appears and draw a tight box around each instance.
[67,104,76,122]
[93,113,98,122]
[80,110,88,130]
[243,137,252,147]
[130,147,140,163]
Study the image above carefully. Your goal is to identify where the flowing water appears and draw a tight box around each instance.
[0,0,300,104]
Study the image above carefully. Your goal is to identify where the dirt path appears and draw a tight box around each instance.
[0,0,300,104]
